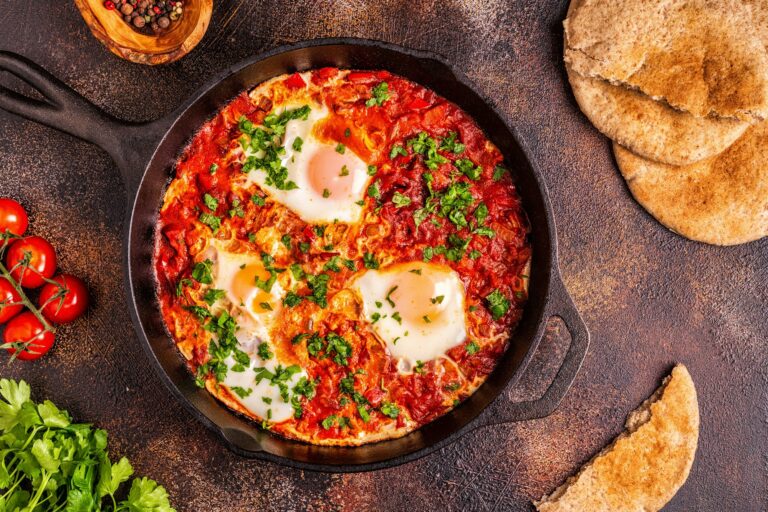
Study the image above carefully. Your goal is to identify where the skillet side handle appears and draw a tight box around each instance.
[472,275,590,429]
[0,51,162,194]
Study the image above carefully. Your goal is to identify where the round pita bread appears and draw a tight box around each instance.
[567,67,749,165]
[615,123,768,246]
[536,364,699,512]
[564,0,768,121]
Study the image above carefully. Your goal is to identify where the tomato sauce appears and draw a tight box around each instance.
[154,69,531,445]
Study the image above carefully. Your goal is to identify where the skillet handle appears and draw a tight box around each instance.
[0,51,165,195]
[471,274,589,429]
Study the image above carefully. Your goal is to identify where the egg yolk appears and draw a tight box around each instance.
[231,263,276,314]
[307,145,357,199]
[389,270,446,324]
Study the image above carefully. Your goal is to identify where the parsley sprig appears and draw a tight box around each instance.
[0,379,176,511]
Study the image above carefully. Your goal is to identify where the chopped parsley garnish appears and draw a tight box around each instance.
[290,263,305,280]
[251,194,266,206]
[392,312,402,324]
[203,288,226,305]
[465,340,480,355]
[439,131,465,154]
[407,132,448,169]
[324,256,342,272]
[485,288,510,320]
[238,106,311,191]
[414,360,425,374]
[283,291,303,307]
[431,295,444,304]
[306,273,331,308]
[335,143,346,154]
[385,286,398,307]
[184,305,210,321]
[454,158,483,180]
[469,249,481,259]
[228,198,245,218]
[367,165,378,176]
[322,188,331,198]
[367,180,381,200]
[313,225,326,237]
[365,82,390,107]
[392,191,411,208]
[231,386,252,398]
[293,136,304,152]
[176,277,192,297]
[344,128,351,138]
[321,415,340,429]
[325,333,352,365]
[343,259,356,271]
[192,259,213,284]
[474,202,489,225]
[257,342,273,360]
[209,163,219,174]
[259,302,273,311]
[380,402,400,419]
[358,405,371,422]
[363,252,379,269]
[493,165,507,181]
[281,234,292,250]
[299,242,310,253]
[371,312,382,323]
[340,165,350,177]
[199,212,221,232]
[422,246,434,262]
[389,144,408,159]
[423,315,432,323]
[203,193,218,211]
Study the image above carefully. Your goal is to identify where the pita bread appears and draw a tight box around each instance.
[535,365,699,512]
[567,67,749,165]
[564,0,768,121]
[615,122,768,246]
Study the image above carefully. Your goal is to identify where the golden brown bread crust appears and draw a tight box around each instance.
[614,122,768,246]
[535,364,699,512]
[567,66,749,165]
[564,0,768,121]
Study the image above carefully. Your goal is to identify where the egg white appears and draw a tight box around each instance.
[353,262,468,373]
[243,104,371,224]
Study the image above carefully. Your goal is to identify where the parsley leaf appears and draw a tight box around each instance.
[365,82,390,107]
[380,402,400,419]
[363,253,379,269]
[485,288,510,320]
[392,191,411,208]
[192,260,214,284]
[199,212,221,232]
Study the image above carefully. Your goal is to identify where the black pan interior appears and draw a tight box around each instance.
[126,39,556,470]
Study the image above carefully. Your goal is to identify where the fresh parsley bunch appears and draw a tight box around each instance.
[0,379,175,511]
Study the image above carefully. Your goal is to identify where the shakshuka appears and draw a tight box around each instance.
[154,68,531,446]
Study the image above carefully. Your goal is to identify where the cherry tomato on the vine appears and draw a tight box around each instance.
[0,198,28,237]
[39,274,90,324]
[0,277,23,323]
[5,236,57,288]
[3,311,55,360]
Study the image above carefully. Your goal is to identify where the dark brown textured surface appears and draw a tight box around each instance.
[0,1,766,510]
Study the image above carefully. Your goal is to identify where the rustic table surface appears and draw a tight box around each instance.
[1,1,765,510]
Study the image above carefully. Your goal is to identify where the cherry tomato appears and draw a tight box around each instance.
[0,277,23,324]
[0,198,28,236]
[5,236,57,288]
[38,274,89,324]
[3,311,55,360]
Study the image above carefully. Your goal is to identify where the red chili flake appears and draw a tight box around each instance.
[104,0,115,9]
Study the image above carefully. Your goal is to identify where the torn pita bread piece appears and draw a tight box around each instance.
[535,364,699,512]
[567,67,749,165]
[564,0,768,121]
[615,122,768,246]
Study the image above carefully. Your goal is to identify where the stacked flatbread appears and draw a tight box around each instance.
[564,0,768,245]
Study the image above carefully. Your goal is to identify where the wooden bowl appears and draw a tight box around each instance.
[74,0,212,65]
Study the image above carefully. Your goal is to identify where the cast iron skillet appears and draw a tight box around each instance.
[0,38,589,472]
